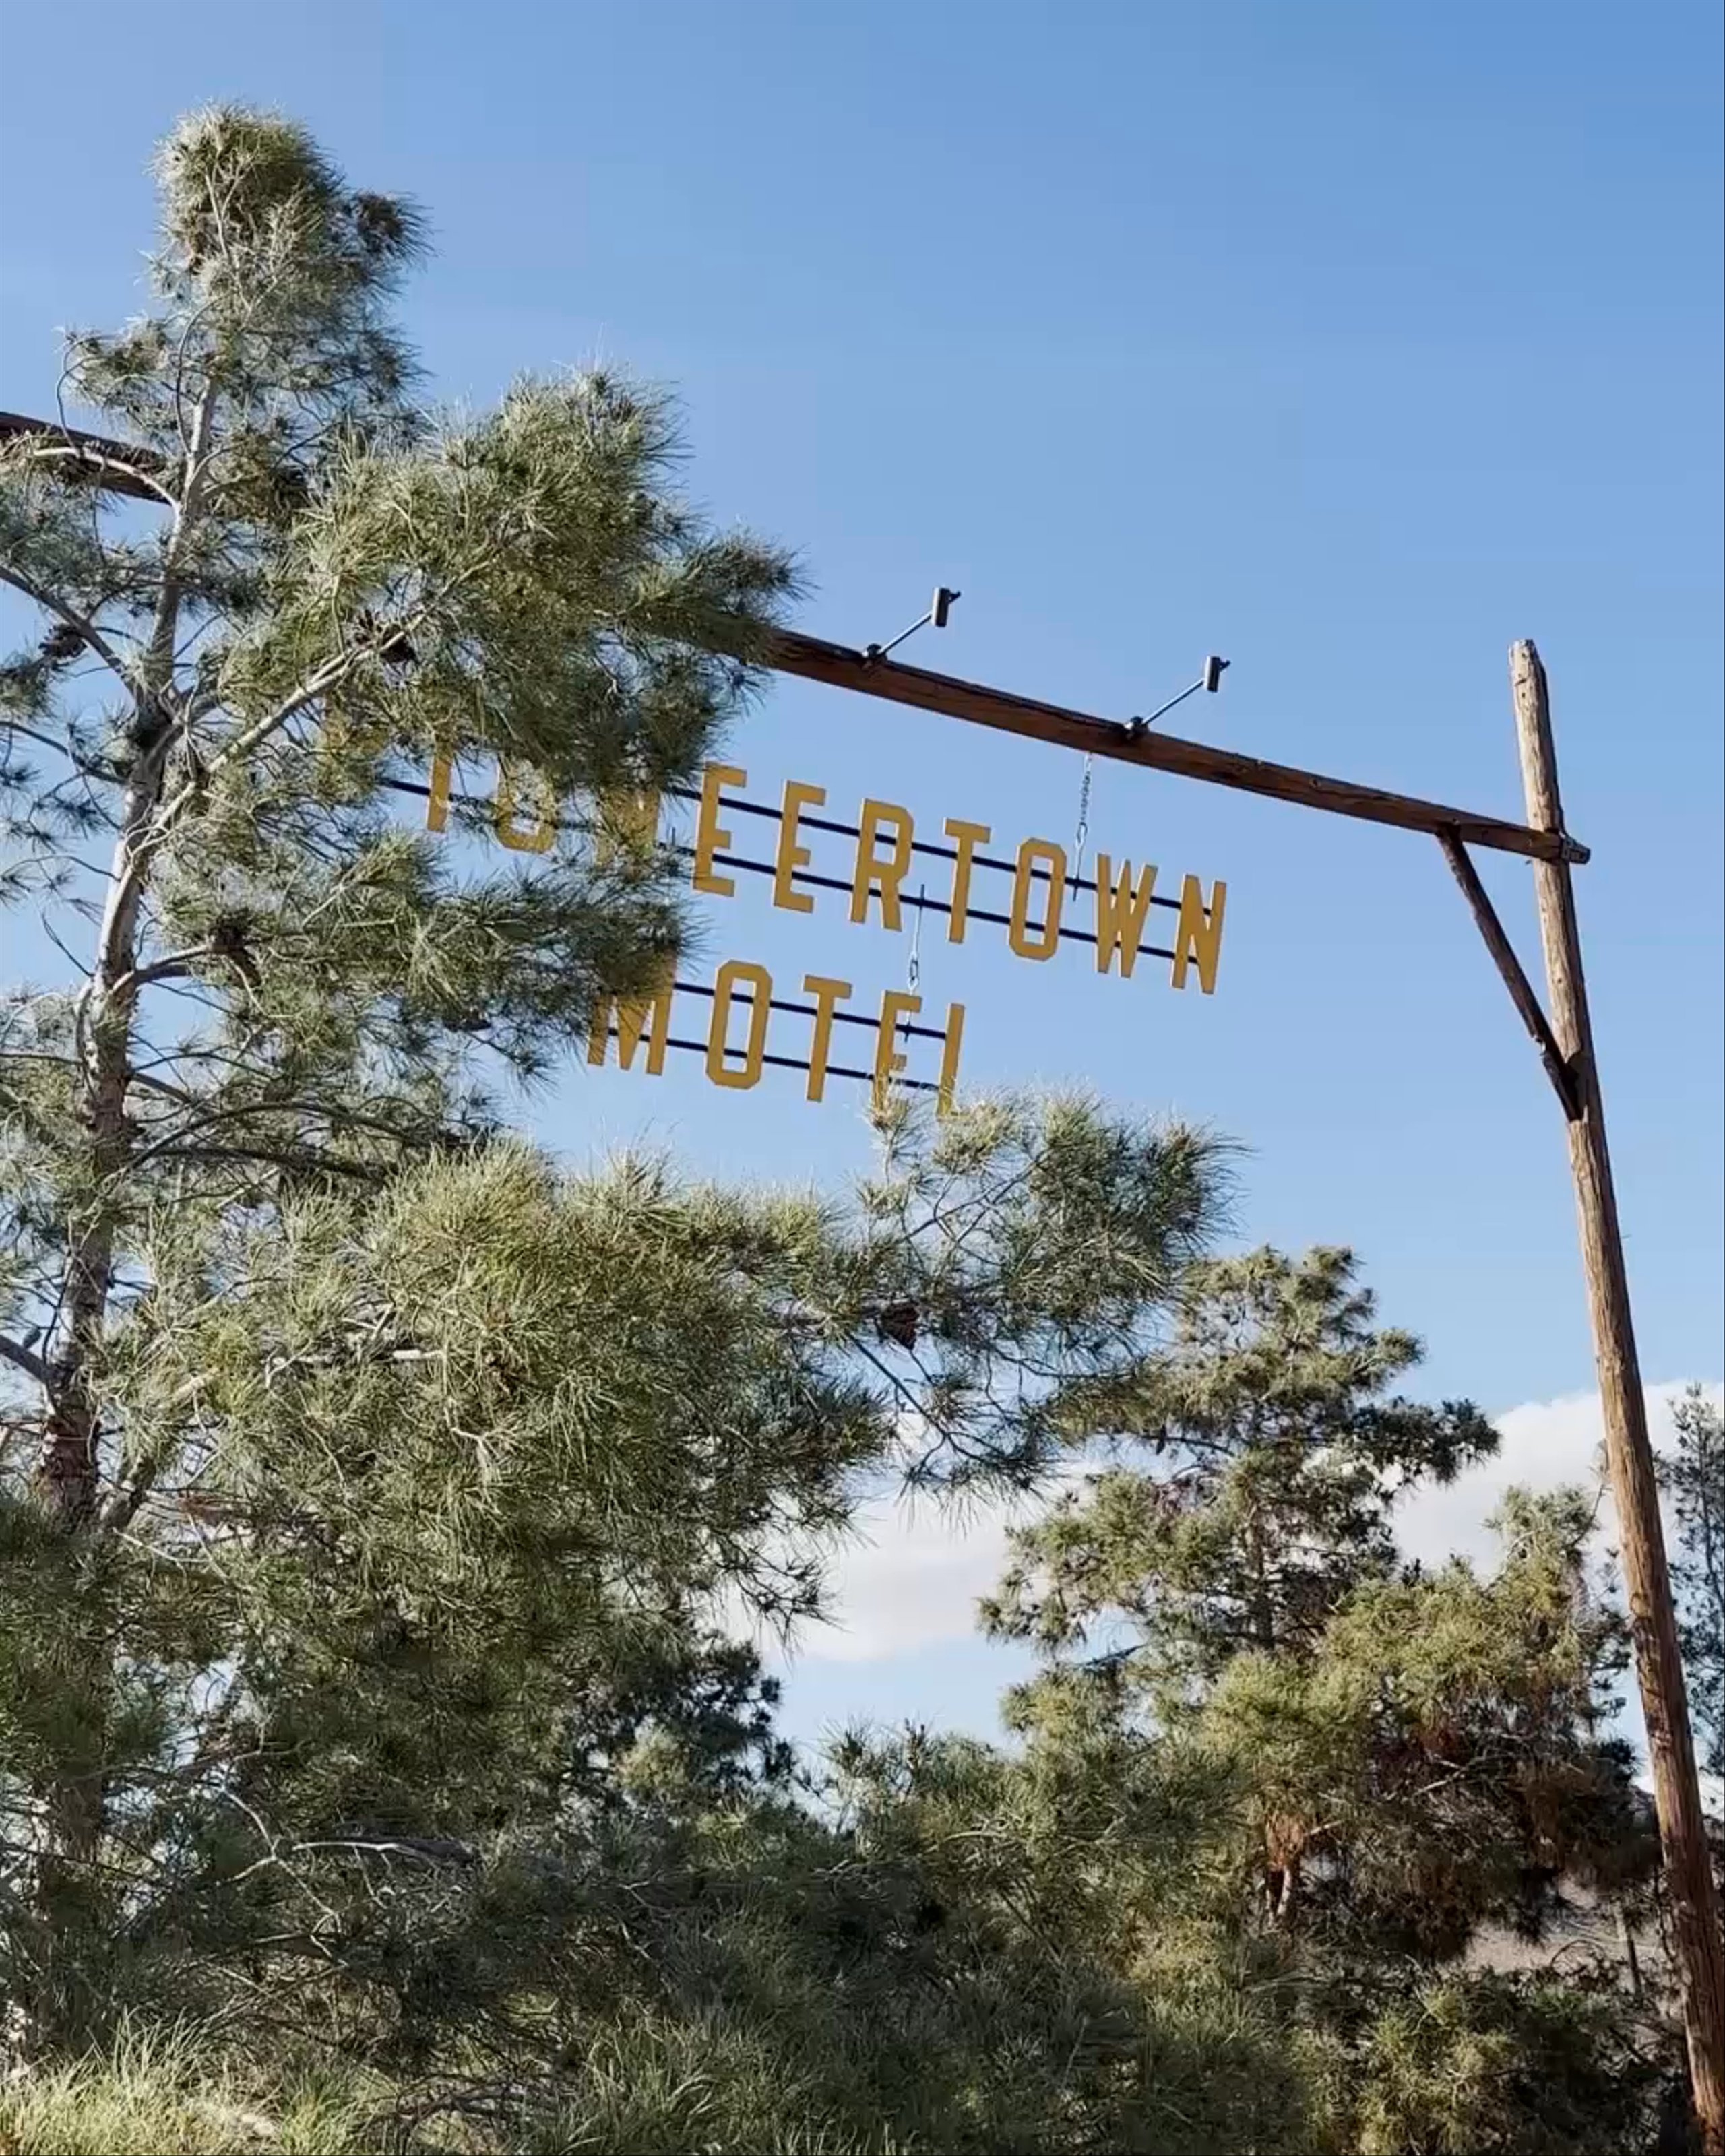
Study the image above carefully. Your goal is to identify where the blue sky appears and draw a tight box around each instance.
[3,2,1721,1751]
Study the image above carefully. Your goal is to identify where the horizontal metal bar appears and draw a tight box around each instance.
[612,1029,939,1092]
[670,976,947,1042]
[698,847,1143,955]
[383,775,1147,960]
[664,780,1179,910]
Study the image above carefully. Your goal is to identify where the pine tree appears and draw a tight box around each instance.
[0,126,1231,2081]
[1660,1385,1725,1779]
[0,104,803,2039]
[1199,1486,1650,1956]
[0,1095,1226,2062]
[981,1246,1499,1698]
[0,106,1229,2049]
[1,104,798,1533]
[966,1248,1670,2149]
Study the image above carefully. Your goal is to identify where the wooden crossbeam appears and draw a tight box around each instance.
[767,627,1588,867]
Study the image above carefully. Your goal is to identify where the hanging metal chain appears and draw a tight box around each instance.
[904,883,926,1034]
[1069,753,1094,894]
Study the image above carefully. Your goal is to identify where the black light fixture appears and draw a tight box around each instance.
[1125,654,1232,739]
[864,585,962,664]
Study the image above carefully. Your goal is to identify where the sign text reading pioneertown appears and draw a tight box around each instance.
[425,754,1228,1108]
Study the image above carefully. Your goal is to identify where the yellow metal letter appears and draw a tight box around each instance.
[936,1001,966,1116]
[1008,837,1065,960]
[774,779,825,915]
[1093,854,1159,978]
[873,988,922,1112]
[1170,875,1227,994]
[495,761,557,854]
[426,753,453,834]
[850,799,915,930]
[943,817,991,944]
[802,974,852,1102]
[707,959,772,1089]
[587,980,672,1075]
[693,762,747,897]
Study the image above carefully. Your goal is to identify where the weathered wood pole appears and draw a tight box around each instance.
[1512,639,1725,2154]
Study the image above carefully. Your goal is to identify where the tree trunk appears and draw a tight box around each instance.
[28,397,210,2047]
[25,737,171,2047]
[36,726,172,1523]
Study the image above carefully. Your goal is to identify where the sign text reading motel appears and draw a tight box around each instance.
[427,755,1227,1110]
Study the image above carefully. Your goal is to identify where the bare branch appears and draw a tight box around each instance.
[0,561,133,685]
[96,1457,158,1534]
[1,721,104,771]
[108,948,218,998]
[12,436,177,510]
[0,1333,51,1387]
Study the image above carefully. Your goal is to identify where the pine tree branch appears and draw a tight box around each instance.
[124,1091,430,1172]
[198,647,359,784]
[0,561,132,685]
[287,1835,480,1868]
[140,379,216,701]
[109,947,218,997]
[125,627,400,925]
[160,1141,385,1182]
[96,1457,158,1533]
[11,432,177,509]
[0,1333,51,1386]
[1,720,106,771]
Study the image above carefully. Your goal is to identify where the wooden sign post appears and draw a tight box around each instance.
[1511,641,1725,2143]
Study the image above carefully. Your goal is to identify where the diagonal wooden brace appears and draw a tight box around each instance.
[1436,827,1581,1120]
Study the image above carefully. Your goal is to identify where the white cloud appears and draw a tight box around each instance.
[782,1381,1722,1667]
[1396,1378,1723,1575]
[785,1475,1082,1666]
